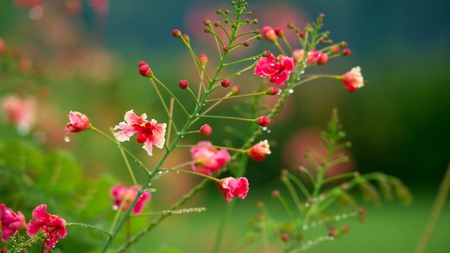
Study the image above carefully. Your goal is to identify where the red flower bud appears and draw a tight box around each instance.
[271,190,280,197]
[274,27,284,37]
[262,26,277,42]
[330,45,341,54]
[265,86,280,95]
[172,29,181,38]
[256,116,270,127]
[328,230,336,237]
[281,233,290,243]
[299,31,305,38]
[179,80,188,89]
[139,65,153,77]
[198,54,208,66]
[221,79,230,87]
[342,49,351,56]
[200,124,212,136]
[203,19,211,26]
[317,53,329,65]
[340,41,348,48]
[182,34,190,43]
[243,40,250,47]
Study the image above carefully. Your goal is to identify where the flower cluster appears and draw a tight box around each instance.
[254,53,295,86]
[26,204,67,253]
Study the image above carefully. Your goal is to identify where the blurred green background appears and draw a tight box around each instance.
[1,0,449,252]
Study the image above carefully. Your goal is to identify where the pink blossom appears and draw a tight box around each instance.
[254,54,295,85]
[65,111,91,133]
[1,94,36,135]
[190,141,230,175]
[248,140,271,162]
[114,110,167,156]
[341,67,364,92]
[26,204,67,253]
[292,49,327,64]
[219,177,249,202]
[110,184,151,214]
[0,204,26,241]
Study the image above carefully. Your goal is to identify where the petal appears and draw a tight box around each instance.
[26,220,44,237]
[142,140,154,156]
[32,204,49,221]
[124,110,147,125]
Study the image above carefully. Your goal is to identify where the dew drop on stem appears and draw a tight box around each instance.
[64,136,70,142]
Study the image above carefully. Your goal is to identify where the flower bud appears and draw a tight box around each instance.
[262,26,277,42]
[0,38,5,55]
[281,233,290,243]
[203,19,211,26]
[340,41,348,48]
[243,40,250,47]
[317,53,329,65]
[221,79,230,87]
[198,54,208,66]
[265,86,280,95]
[182,34,190,43]
[179,80,188,89]
[274,27,284,37]
[223,46,229,52]
[231,86,240,95]
[271,190,280,197]
[247,140,271,161]
[139,65,153,77]
[328,230,336,237]
[200,124,212,136]
[342,49,351,56]
[262,50,271,57]
[330,45,341,54]
[299,31,306,38]
[172,29,181,38]
[256,116,270,127]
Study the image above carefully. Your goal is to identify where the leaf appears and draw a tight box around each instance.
[0,140,44,172]
[392,178,412,204]
[357,179,381,206]
[376,173,394,200]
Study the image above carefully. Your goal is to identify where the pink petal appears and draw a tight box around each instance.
[143,139,154,156]
[124,110,147,125]
[32,204,49,221]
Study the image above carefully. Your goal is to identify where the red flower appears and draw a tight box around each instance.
[341,66,364,92]
[26,204,67,253]
[0,204,26,241]
[114,110,167,156]
[219,177,249,202]
[248,140,271,161]
[110,184,151,214]
[190,141,230,175]
[64,111,91,142]
[254,54,295,85]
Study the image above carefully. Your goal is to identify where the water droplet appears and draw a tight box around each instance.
[342,214,348,219]
[64,136,70,142]
[202,103,206,106]
[158,171,163,174]
[176,171,180,173]
[267,129,271,133]
[181,135,184,138]
[302,225,309,230]
[112,205,118,210]
[311,222,317,227]
[288,89,294,94]
[262,127,267,131]
[335,215,341,221]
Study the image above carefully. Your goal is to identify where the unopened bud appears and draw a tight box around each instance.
[265,86,280,95]
[317,53,329,65]
[271,190,280,197]
[262,26,277,42]
[221,79,230,87]
[256,116,270,127]
[179,80,188,89]
[281,233,290,243]
[274,27,284,37]
[198,54,208,66]
[172,29,182,38]
[328,230,336,237]
[262,50,271,57]
[330,45,341,54]
[340,41,348,48]
[139,64,153,78]
[243,40,250,47]
[299,31,305,38]
[203,19,211,26]
[200,124,212,136]
[231,86,241,95]
[223,46,229,52]
[342,49,351,56]
[182,34,190,43]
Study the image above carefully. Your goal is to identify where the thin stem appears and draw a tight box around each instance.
[288,172,312,199]
[322,171,356,185]
[414,162,450,253]
[206,91,265,102]
[282,176,304,214]
[294,74,338,88]
[152,77,190,117]
[216,63,255,81]
[198,114,255,123]
[167,98,174,144]
[213,199,236,253]
[131,207,206,217]
[165,168,219,182]
[276,194,295,221]
[110,128,138,186]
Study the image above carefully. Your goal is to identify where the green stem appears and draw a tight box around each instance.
[213,199,236,253]
[109,128,138,187]
[67,222,112,238]
[206,91,265,102]
[414,162,450,253]
[176,144,245,153]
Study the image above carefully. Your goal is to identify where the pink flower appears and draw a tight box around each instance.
[341,67,364,92]
[0,204,26,241]
[114,110,167,156]
[219,177,249,202]
[292,49,327,64]
[1,94,36,135]
[248,140,271,162]
[26,204,67,253]
[254,54,295,85]
[190,141,230,175]
[110,184,151,214]
[64,111,91,142]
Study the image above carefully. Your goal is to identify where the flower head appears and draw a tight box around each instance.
[26,204,67,253]
[114,110,167,156]
[219,177,249,202]
[64,111,91,142]
[248,140,271,162]
[341,67,364,92]
[254,54,295,86]
[262,26,277,42]
[0,204,26,241]
[110,184,151,214]
[1,94,36,135]
[190,141,230,175]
